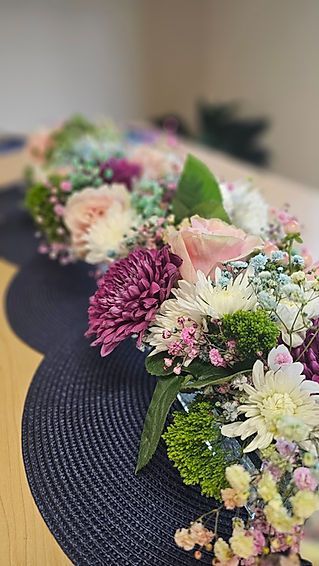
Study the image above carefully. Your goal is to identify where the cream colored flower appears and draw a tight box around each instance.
[221,487,248,509]
[230,527,255,559]
[225,464,251,492]
[174,528,194,551]
[264,498,295,533]
[214,538,234,562]
[176,269,257,319]
[290,490,319,521]
[257,472,279,502]
[84,202,136,264]
[221,360,319,452]
[219,179,269,237]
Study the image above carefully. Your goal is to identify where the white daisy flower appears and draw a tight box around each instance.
[221,359,319,452]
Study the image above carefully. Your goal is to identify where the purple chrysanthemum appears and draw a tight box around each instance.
[99,157,141,190]
[86,246,182,356]
[292,320,319,382]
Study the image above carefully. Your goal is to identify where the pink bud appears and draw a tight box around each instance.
[54,204,65,217]
[60,180,72,192]
[284,220,301,235]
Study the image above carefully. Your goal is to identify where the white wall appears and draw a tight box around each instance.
[142,0,319,188]
[1,0,319,187]
[0,0,144,132]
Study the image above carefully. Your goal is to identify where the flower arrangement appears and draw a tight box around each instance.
[25,119,185,265]
[86,153,319,564]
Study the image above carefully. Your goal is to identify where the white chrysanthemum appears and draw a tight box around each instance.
[221,359,319,452]
[84,202,136,264]
[219,179,269,236]
[276,289,319,347]
[175,269,257,319]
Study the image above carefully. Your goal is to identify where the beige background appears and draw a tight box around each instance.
[1,0,319,186]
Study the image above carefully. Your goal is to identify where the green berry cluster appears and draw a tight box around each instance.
[222,309,279,360]
[163,400,229,499]
[131,180,166,219]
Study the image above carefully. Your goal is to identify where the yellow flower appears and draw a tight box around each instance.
[214,538,233,562]
[264,498,295,533]
[225,464,251,492]
[230,527,254,559]
[257,472,279,502]
[290,490,319,521]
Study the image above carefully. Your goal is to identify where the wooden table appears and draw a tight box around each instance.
[1,144,318,565]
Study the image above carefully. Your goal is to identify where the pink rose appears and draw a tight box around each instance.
[130,144,183,179]
[63,184,131,259]
[168,215,262,283]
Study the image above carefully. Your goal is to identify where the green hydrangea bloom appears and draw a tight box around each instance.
[222,309,279,360]
[163,400,229,499]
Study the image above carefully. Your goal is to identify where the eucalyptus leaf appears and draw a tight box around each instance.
[172,154,230,224]
[135,375,186,473]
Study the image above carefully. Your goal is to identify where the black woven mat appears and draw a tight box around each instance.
[5,255,96,353]
[0,184,38,265]
[22,336,233,566]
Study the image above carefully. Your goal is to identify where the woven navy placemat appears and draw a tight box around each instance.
[22,336,233,566]
[5,255,96,353]
[0,184,39,265]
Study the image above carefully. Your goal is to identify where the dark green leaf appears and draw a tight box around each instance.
[145,352,182,377]
[183,369,250,390]
[172,154,230,224]
[135,375,186,472]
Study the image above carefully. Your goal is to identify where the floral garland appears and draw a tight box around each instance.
[25,117,183,265]
[86,154,319,565]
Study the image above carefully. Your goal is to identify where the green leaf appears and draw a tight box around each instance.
[172,154,230,224]
[181,358,251,390]
[136,375,186,473]
[183,369,250,390]
[145,352,181,377]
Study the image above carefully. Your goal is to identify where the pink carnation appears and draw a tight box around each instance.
[86,246,182,356]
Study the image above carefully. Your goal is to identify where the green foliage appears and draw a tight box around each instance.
[46,114,97,163]
[171,154,230,224]
[145,352,250,388]
[222,309,280,360]
[25,179,66,242]
[163,400,229,499]
[136,374,187,473]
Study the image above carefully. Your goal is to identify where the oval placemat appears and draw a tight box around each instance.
[22,336,233,565]
[6,255,96,353]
